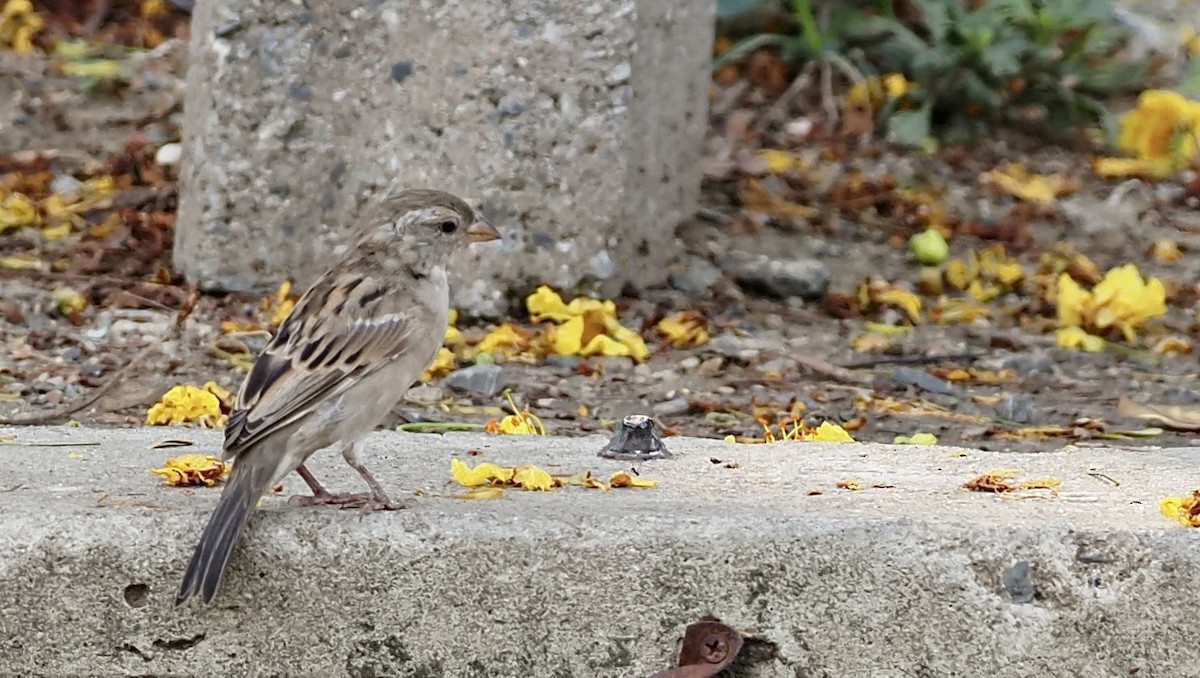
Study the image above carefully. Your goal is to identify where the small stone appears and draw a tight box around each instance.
[678,356,700,370]
[716,385,735,395]
[606,62,631,86]
[442,364,506,397]
[49,174,83,197]
[759,358,794,374]
[652,397,690,417]
[1002,355,1056,377]
[6,382,29,395]
[31,378,64,393]
[995,394,1035,424]
[707,333,759,361]
[597,357,636,373]
[42,389,64,405]
[404,384,444,403]
[725,254,830,300]
[697,357,724,376]
[669,258,722,294]
[155,143,183,167]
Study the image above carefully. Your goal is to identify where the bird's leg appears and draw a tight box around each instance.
[288,442,407,512]
[342,440,408,514]
[293,464,333,500]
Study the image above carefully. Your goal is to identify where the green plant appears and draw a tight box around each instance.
[713,0,1150,146]
[856,0,1148,144]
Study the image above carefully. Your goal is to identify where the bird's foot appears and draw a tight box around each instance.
[290,491,408,513]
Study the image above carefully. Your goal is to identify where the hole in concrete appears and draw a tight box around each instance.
[123,583,150,608]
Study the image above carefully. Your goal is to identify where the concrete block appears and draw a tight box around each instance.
[173,0,714,316]
[3,426,1200,676]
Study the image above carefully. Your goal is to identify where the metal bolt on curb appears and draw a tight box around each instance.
[649,620,744,678]
[598,414,672,461]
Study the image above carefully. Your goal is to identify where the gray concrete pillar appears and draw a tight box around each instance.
[174,0,715,316]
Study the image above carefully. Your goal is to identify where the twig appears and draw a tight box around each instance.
[791,352,872,385]
[840,351,988,369]
[0,288,199,426]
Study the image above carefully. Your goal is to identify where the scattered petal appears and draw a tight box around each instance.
[149,454,229,487]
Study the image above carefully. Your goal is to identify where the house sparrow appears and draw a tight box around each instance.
[176,189,500,606]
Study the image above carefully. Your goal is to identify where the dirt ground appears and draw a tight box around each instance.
[2,7,1198,454]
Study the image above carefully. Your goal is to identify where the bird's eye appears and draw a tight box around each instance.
[438,220,458,234]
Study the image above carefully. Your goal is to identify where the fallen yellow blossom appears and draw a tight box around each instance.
[0,0,43,54]
[512,465,554,491]
[609,470,656,488]
[149,454,229,487]
[473,323,535,358]
[758,149,806,174]
[526,286,650,360]
[420,347,456,382]
[1161,491,1200,527]
[0,192,37,233]
[450,458,515,487]
[485,390,546,435]
[267,281,298,327]
[802,421,855,443]
[52,287,86,315]
[1056,327,1105,352]
[894,432,938,445]
[845,73,914,114]
[443,309,464,345]
[655,311,709,347]
[1057,264,1166,343]
[984,163,1072,204]
[145,382,233,427]
[858,280,922,324]
[1095,90,1200,178]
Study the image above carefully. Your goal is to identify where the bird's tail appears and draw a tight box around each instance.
[176,459,275,606]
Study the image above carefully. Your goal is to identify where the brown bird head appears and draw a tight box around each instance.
[356,189,500,266]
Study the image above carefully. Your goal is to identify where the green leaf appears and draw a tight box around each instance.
[980,39,1024,77]
[711,33,795,70]
[1079,60,1149,93]
[911,0,951,42]
[887,103,933,147]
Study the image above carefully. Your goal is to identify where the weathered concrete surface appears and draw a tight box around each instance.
[174,0,714,316]
[3,426,1200,677]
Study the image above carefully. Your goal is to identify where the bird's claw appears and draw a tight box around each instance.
[290,491,408,514]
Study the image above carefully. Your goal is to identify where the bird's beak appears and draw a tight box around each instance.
[465,217,501,243]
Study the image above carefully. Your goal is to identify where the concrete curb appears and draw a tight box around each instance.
[2,426,1199,676]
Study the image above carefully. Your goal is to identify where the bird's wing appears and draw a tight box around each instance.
[222,272,421,459]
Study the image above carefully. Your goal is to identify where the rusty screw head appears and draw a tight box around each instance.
[700,634,729,664]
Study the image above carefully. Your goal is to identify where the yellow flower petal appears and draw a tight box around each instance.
[801,421,855,443]
[145,385,227,427]
[450,459,514,487]
[513,465,554,491]
[609,470,656,488]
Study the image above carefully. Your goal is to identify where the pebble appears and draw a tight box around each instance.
[597,357,636,373]
[697,357,724,376]
[759,358,794,374]
[404,384,444,403]
[442,364,506,397]
[49,174,83,197]
[6,382,29,395]
[995,394,1035,424]
[669,258,722,294]
[724,253,830,301]
[891,368,956,396]
[42,389,64,405]
[155,142,183,166]
[707,333,760,362]
[716,385,736,395]
[652,397,690,417]
[678,356,701,370]
[1002,355,1056,377]
[31,378,65,393]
